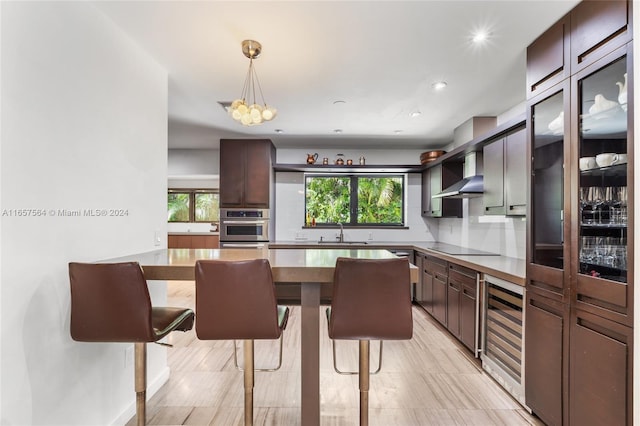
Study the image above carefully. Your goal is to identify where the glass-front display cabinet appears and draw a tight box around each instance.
[574,45,632,325]
[528,82,570,299]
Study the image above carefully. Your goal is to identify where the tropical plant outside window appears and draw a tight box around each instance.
[305,175,404,226]
[168,190,219,222]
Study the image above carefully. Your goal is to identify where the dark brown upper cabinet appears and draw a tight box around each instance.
[421,162,463,218]
[570,0,631,74]
[527,1,631,98]
[219,139,275,208]
[483,127,527,216]
[527,14,571,98]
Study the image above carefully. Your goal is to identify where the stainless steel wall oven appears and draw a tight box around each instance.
[219,208,270,247]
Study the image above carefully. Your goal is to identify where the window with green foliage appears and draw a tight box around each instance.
[305,175,404,226]
[168,190,219,222]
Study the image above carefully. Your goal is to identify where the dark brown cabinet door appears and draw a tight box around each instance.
[220,139,274,208]
[446,278,460,338]
[525,290,566,426]
[243,140,273,207]
[483,138,506,215]
[220,140,246,207]
[570,0,631,73]
[505,128,527,215]
[569,308,632,426]
[527,14,570,98]
[432,273,447,326]
[423,163,463,218]
[527,83,570,298]
[459,283,476,353]
[574,46,631,325]
[422,255,446,315]
[422,271,434,313]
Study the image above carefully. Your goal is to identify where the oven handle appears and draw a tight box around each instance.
[221,243,267,248]
[221,220,268,225]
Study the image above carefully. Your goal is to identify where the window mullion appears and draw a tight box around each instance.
[350,176,358,225]
[190,192,196,222]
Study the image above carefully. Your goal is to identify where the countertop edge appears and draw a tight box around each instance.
[269,241,525,286]
[169,232,220,236]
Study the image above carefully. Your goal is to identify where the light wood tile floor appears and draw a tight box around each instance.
[128,282,544,426]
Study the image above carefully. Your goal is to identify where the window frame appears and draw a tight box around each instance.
[168,189,219,223]
[304,173,406,228]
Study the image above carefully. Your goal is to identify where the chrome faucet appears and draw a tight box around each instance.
[337,223,344,242]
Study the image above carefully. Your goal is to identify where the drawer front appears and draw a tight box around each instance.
[425,255,448,276]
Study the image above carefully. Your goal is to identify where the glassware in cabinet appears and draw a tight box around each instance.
[577,55,628,284]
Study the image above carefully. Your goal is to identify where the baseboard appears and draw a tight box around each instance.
[111,366,170,426]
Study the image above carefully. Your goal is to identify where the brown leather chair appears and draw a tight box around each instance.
[69,262,194,426]
[195,259,289,426]
[326,257,413,426]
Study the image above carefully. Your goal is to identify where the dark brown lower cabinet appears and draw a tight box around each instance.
[447,264,478,343]
[525,290,567,426]
[459,281,476,352]
[168,234,219,249]
[432,274,447,326]
[569,308,632,426]
[422,255,447,320]
[421,269,434,313]
[447,278,460,338]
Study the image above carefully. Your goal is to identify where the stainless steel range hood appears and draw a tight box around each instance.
[433,152,484,199]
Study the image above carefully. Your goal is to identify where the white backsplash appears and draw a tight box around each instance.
[429,197,526,259]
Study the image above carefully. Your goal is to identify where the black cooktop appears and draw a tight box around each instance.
[427,243,499,256]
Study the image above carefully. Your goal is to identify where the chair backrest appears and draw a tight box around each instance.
[68,262,155,342]
[195,258,282,340]
[329,257,413,340]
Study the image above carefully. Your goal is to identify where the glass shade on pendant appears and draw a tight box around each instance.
[229,99,276,126]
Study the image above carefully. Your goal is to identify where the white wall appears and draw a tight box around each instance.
[274,148,436,242]
[168,148,219,177]
[427,198,527,258]
[1,3,169,425]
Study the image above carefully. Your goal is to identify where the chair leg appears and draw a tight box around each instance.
[243,339,254,426]
[359,340,370,426]
[134,342,146,426]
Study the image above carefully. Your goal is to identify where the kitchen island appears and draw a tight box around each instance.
[104,247,418,426]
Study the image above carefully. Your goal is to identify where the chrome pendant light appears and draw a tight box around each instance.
[229,40,277,126]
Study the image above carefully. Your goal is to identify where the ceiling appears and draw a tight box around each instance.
[94,1,580,150]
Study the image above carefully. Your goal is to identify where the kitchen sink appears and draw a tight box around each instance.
[317,240,368,245]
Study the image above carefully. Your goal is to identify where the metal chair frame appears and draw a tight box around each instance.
[232,335,285,372]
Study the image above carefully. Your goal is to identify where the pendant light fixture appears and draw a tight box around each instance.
[229,40,277,126]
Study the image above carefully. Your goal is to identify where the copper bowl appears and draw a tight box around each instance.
[420,150,446,164]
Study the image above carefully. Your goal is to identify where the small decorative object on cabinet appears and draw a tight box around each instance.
[306,153,318,164]
[616,72,627,109]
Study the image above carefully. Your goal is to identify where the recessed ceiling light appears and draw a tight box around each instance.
[275,129,284,134]
[432,81,448,91]
[333,100,346,105]
[410,111,422,118]
[334,129,343,134]
[472,30,490,43]
[394,130,403,134]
